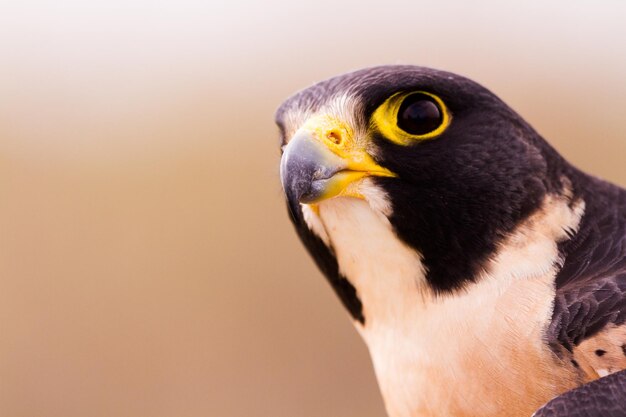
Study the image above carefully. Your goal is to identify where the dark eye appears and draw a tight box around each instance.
[397,93,443,135]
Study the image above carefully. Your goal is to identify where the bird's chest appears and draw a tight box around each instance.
[359,277,576,417]
[311,196,583,417]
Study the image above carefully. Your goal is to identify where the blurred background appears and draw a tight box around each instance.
[1,1,626,416]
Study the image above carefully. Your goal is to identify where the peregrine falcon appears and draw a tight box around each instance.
[277,66,626,417]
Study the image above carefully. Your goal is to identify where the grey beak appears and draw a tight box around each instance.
[280,130,346,204]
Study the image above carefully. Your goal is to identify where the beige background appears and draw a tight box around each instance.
[1,1,626,416]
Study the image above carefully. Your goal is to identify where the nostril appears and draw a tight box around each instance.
[326,129,342,145]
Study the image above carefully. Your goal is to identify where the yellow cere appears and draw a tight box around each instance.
[300,114,395,177]
[298,113,396,203]
[300,114,358,160]
[370,91,451,146]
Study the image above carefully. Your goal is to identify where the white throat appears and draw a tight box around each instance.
[301,186,585,417]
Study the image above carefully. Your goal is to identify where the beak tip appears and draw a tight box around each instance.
[280,132,334,205]
[280,155,313,205]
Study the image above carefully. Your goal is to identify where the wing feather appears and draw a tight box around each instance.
[534,370,626,417]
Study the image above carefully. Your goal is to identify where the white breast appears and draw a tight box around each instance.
[302,185,585,417]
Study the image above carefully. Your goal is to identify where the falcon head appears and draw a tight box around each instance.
[275,65,626,417]
[277,65,568,323]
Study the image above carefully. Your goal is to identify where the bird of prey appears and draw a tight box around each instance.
[276,66,626,417]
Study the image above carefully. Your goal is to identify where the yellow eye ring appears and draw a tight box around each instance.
[370,91,451,145]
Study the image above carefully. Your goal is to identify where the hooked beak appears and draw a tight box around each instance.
[280,115,395,204]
